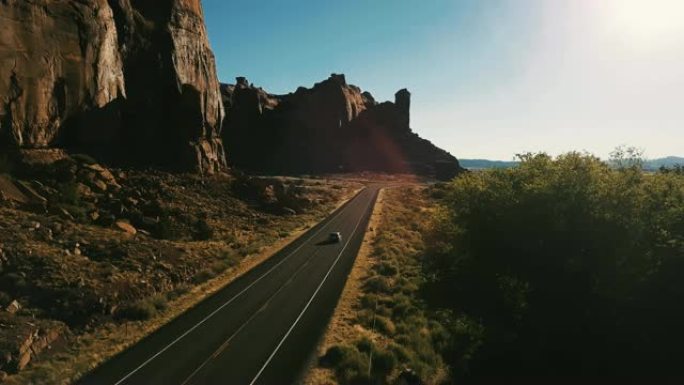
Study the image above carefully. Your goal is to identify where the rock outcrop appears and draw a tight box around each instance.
[0,313,65,374]
[0,0,225,173]
[221,74,462,179]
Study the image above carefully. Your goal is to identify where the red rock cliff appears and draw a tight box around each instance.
[221,74,463,179]
[0,0,225,173]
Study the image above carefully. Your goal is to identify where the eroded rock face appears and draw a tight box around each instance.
[0,0,126,148]
[221,74,463,179]
[0,0,226,173]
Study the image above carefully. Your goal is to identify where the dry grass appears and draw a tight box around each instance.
[302,186,449,385]
[303,188,387,385]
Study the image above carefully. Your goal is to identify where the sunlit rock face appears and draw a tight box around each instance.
[0,0,125,148]
[221,74,463,179]
[0,0,226,173]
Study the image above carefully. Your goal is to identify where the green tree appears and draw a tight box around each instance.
[426,152,684,382]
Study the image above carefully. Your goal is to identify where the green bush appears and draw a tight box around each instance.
[426,152,684,380]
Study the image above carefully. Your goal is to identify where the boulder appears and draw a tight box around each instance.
[14,181,47,207]
[0,176,28,204]
[114,220,137,235]
[0,314,66,374]
[5,300,20,315]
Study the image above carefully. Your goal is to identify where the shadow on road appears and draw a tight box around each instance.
[315,239,339,246]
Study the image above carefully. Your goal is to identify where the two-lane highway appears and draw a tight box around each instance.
[77,185,382,385]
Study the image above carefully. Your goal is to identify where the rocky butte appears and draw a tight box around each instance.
[0,0,225,173]
[221,74,463,179]
[0,1,462,180]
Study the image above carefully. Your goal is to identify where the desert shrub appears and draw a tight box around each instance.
[374,315,396,336]
[426,152,684,381]
[355,336,373,353]
[238,242,262,257]
[166,284,191,300]
[115,299,157,321]
[192,268,216,284]
[359,293,379,309]
[320,344,370,384]
[320,345,352,367]
[193,218,213,241]
[149,294,168,312]
[370,348,397,378]
[208,259,231,276]
[364,275,392,294]
[373,261,398,277]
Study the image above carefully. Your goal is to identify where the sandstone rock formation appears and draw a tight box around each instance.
[0,0,225,173]
[0,313,65,374]
[221,74,462,179]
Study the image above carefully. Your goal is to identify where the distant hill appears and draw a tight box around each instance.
[459,159,519,170]
[461,157,684,171]
[643,157,684,170]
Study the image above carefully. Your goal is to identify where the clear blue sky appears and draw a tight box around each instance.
[203,0,684,160]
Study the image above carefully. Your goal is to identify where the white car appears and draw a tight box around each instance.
[329,232,342,243]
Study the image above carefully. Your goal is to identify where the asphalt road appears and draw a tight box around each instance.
[77,185,381,385]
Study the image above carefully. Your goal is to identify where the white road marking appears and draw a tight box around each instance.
[248,189,377,385]
[178,251,320,385]
[112,190,364,385]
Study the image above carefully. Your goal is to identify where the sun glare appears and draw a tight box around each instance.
[604,0,684,47]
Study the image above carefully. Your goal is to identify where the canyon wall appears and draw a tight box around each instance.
[0,0,225,173]
[222,74,463,179]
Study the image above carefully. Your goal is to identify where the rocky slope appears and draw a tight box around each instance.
[221,74,463,179]
[0,0,225,173]
[0,151,360,380]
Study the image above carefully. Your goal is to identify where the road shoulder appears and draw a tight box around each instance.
[302,185,449,385]
[303,187,387,385]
